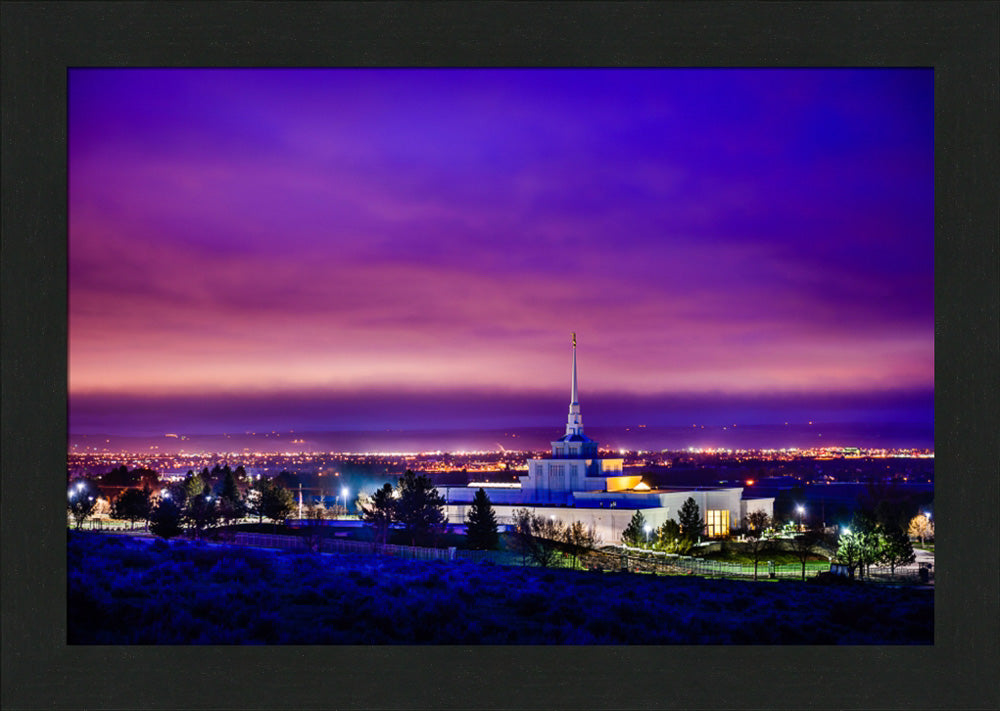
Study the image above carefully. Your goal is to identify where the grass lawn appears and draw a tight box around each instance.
[68,532,932,644]
[697,549,832,567]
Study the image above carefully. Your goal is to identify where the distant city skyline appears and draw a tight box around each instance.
[69,69,933,437]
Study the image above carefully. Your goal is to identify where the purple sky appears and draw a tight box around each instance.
[69,69,933,436]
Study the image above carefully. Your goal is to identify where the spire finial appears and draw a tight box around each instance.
[567,332,582,435]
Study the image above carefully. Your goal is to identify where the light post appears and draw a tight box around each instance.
[341,487,349,518]
[796,505,805,532]
[644,524,652,547]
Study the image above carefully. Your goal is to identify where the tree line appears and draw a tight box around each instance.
[67,466,298,538]
[356,470,604,567]
[616,495,927,582]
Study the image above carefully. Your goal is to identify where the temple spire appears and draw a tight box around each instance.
[571,332,578,405]
[566,332,583,436]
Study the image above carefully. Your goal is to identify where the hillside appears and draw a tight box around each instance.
[68,532,932,644]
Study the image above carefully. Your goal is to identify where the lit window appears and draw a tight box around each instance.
[706,509,730,538]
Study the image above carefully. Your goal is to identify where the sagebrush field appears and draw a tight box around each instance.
[68,533,932,644]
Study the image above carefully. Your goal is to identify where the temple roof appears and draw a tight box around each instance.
[556,433,595,443]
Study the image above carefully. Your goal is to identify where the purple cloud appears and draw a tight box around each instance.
[69,69,934,434]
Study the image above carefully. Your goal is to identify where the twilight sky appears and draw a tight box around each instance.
[69,68,934,436]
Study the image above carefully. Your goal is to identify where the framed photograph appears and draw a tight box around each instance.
[3,3,997,709]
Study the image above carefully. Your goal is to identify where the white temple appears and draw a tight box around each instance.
[518,332,639,504]
[440,334,774,543]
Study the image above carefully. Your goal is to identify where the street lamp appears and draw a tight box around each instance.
[644,524,652,546]
[341,487,349,516]
[796,505,805,532]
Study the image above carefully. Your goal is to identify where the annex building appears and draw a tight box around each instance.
[442,335,774,544]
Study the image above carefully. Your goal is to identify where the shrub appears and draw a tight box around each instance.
[67,532,933,644]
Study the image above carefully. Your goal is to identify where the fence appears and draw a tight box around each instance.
[73,517,137,532]
[118,528,932,584]
[846,562,933,584]
[231,532,558,567]
[232,532,462,562]
[614,544,932,583]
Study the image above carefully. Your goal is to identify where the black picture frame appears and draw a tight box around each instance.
[2,2,997,709]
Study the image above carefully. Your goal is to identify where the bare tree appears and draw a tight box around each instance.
[563,520,600,569]
[302,503,327,553]
[744,510,771,581]
[791,530,820,581]
[510,509,564,567]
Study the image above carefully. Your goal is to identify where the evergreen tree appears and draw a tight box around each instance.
[164,481,188,507]
[112,487,151,530]
[465,488,499,550]
[621,510,647,546]
[881,524,916,574]
[678,497,704,541]
[395,470,446,546]
[656,518,685,553]
[184,471,206,502]
[261,481,295,531]
[273,470,298,489]
[360,482,396,545]
[102,465,140,487]
[149,498,183,539]
[185,487,219,538]
[216,469,245,525]
[218,468,240,501]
